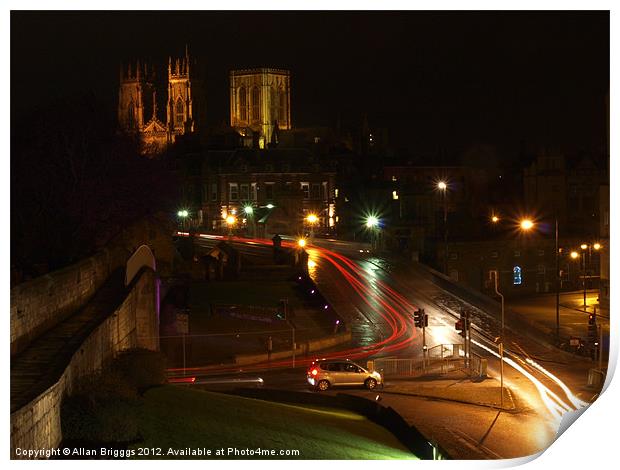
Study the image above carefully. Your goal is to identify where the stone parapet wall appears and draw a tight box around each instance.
[10,245,127,356]
[10,269,158,459]
[11,214,173,356]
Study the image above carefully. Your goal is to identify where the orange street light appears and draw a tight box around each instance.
[580,243,588,250]
[593,243,602,250]
[226,215,236,226]
[306,213,319,224]
[491,215,500,223]
[520,219,534,231]
[570,251,579,259]
[437,181,447,191]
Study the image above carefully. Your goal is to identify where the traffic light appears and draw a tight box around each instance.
[413,309,423,328]
[588,312,597,325]
[424,313,429,328]
[276,299,288,320]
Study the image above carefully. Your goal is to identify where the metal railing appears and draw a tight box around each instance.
[367,344,487,379]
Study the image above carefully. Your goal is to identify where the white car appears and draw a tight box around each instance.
[307,359,382,391]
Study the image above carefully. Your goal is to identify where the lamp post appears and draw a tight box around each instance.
[580,243,588,308]
[226,215,236,240]
[306,213,319,243]
[437,181,448,274]
[491,270,505,410]
[570,251,580,303]
[365,215,380,251]
[243,205,254,237]
[177,209,189,230]
[519,218,562,340]
[579,243,602,309]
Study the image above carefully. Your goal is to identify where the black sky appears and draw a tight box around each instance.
[11,10,609,157]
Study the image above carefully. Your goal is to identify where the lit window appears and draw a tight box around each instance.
[278,88,285,124]
[229,183,238,201]
[314,137,320,144]
[301,183,310,199]
[513,266,522,285]
[335,188,339,198]
[392,191,399,200]
[392,175,397,182]
[128,102,135,129]
[175,98,184,128]
[491,251,499,259]
[251,87,260,122]
[239,87,247,121]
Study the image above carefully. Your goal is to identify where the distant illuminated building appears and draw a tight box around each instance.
[229,68,291,148]
[117,47,205,155]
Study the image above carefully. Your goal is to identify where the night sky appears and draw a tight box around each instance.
[11,11,609,158]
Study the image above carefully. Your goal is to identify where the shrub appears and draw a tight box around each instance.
[112,348,167,393]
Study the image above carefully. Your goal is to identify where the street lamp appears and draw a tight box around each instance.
[579,243,602,309]
[177,209,189,229]
[518,217,561,341]
[306,213,319,242]
[226,215,236,239]
[437,181,448,274]
[243,205,255,237]
[364,215,380,251]
[297,238,306,248]
[491,215,500,224]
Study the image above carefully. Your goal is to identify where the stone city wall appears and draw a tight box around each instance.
[10,245,127,356]
[10,214,173,356]
[10,269,158,458]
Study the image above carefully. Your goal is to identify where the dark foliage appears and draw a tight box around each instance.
[60,348,166,443]
[11,93,178,275]
[112,348,167,393]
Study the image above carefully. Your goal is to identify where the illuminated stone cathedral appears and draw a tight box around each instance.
[118,48,291,153]
[118,47,205,154]
[229,68,291,148]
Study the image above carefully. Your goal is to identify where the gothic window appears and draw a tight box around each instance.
[239,87,247,121]
[278,88,286,124]
[251,87,260,122]
[175,98,184,128]
[271,87,278,122]
[128,102,135,129]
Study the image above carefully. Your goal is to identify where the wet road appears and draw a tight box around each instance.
[174,234,599,457]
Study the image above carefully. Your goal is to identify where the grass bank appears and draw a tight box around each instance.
[131,385,415,459]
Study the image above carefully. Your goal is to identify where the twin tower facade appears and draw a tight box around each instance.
[118,49,291,154]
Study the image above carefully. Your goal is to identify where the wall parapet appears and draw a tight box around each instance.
[10,268,159,459]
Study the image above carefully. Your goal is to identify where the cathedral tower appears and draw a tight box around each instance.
[167,46,205,142]
[230,68,291,148]
[118,60,156,133]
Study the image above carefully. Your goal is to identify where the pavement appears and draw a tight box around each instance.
[507,290,610,359]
